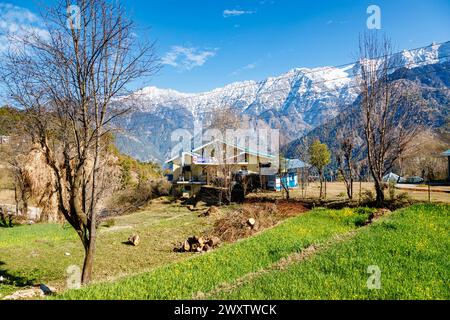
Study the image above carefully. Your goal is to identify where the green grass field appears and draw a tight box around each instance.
[1,203,448,300]
[58,207,371,299]
[212,204,450,300]
[0,200,217,298]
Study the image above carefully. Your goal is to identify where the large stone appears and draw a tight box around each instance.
[3,284,55,300]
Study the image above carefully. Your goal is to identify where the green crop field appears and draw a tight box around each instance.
[1,203,448,300]
[57,207,373,299]
[212,204,450,300]
[0,201,218,298]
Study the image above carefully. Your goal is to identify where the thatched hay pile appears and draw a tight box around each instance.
[15,148,59,222]
[13,146,123,222]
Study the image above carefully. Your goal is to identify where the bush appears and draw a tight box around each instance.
[149,179,171,197]
[102,218,116,228]
[362,190,374,202]
[0,207,14,227]
[388,180,396,200]
[107,178,172,215]
[396,192,411,202]
[353,214,369,227]
[354,207,376,216]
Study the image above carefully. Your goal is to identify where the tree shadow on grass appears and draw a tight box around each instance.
[0,261,36,288]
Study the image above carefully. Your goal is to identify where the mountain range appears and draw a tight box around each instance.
[114,42,450,164]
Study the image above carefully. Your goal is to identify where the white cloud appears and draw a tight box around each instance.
[223,9,255,18]
[230,61,259,76]
[162,46,217,71]
[0,3,49,52]
[326,19,349,25]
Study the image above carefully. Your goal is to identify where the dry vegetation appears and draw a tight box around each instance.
[247,182,450,204]
[211,201,308,242]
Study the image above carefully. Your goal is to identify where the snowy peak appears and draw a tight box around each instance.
[115,42,450,163]
[130,42,447,116]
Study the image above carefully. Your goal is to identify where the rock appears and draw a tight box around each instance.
[128,234,140,246]
[3,284,56,300]
[39,284,56,295]
[247,218,256,227]
[64,252,71,256]
[3,288,43,300]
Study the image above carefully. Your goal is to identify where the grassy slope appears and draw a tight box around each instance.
[58,208,368,299]
[213,204,450,300]
[0,201,214,298]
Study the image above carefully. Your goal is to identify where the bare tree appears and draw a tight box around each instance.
[356,33,420,206]
[336,129,359,199]
[0,0,159,284]
[207,109,248,204]
[279,156,290,200]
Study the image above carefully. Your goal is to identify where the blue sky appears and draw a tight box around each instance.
[1,0,450,92]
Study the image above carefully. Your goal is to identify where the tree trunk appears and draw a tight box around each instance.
[348,178,354,200]
[81,232,97,284]
[14,186,19,215]
[319,170,323,199]
[281,177,290,200]
[374,179,384,207]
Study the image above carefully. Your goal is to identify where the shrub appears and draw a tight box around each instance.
[354,207,376,216]
[102,218,116,228]
[107,178,173,215]
[362,190,374,202]
[353,214,369,227]
[396,192,411,202]
[149,179,171,197]
[388,180,396,200]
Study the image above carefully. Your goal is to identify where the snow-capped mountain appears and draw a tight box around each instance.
[115,42,450,163]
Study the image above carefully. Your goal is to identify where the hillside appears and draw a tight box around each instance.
[283,61,450,166]
[114,42,450,163]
